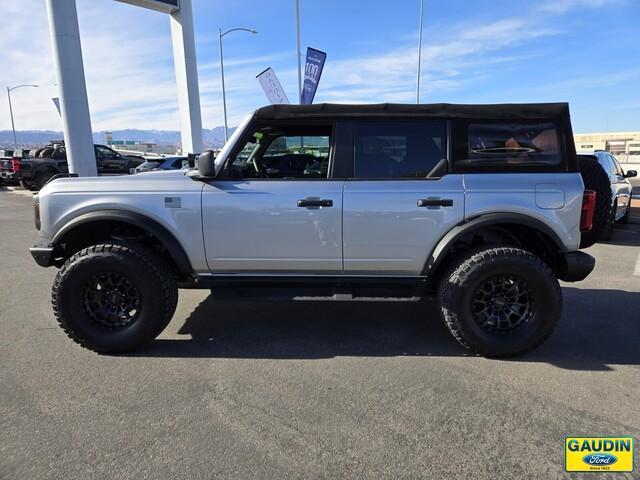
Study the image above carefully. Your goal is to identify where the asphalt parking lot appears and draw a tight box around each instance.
[1,188,639,479]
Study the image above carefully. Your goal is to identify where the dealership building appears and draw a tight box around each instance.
[574,131,640,163]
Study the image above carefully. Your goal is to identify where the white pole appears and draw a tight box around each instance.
[295,0,302,103]
[45,0,97,177]
[416,0,424,104]
[170,0,203,154]
[6,88,17,151]
[219,29,229,143]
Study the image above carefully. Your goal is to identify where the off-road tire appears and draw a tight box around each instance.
[52,242,178,353]
[578,156,612,247]
[438,247,562,358]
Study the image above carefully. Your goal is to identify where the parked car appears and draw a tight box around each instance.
[134,156,187,173]
[578,150,636,237]
[31,102,596,357]
[0,150,31,185]
[19,143,145,190]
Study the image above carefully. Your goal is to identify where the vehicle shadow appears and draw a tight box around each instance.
[133,287,640,371]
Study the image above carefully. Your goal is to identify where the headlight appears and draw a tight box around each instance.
[34,194,40,230]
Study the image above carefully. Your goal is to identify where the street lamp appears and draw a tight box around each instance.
[6,84,39,151]
[218,27,258,143]
[416,0,424,104]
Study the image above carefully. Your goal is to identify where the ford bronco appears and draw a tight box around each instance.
[30,103,596,357]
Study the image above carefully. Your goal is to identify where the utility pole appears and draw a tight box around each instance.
[416,0,424,104]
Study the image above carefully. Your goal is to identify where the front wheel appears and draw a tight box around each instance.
[438,247,562,358]
[52,242,178,353]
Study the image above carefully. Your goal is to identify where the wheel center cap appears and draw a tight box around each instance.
[108,292,123,304]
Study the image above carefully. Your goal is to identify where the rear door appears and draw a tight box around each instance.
[342,120,465,275]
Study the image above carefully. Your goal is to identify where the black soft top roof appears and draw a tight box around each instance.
[254,102,571,121]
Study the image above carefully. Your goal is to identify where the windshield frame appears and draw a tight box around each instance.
[213,113,254,176]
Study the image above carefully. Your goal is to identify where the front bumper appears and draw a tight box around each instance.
[0,171,19,182]
[557,251,595,282]
[30,246,55,267]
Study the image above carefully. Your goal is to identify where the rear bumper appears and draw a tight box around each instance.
[557,251,595,282]
[30,246,55,267]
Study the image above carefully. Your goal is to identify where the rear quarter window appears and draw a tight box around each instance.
[454,121,565,172]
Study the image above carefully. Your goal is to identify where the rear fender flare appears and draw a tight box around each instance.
[424,213,566,275]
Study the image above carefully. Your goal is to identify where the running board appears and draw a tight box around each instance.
[213,286,424,302]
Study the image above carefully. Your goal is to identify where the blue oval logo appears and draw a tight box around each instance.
[583,453,618,466]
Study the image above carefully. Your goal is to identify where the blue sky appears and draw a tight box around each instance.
[1,0,639,133]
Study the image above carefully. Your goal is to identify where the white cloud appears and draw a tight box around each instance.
[536,0,624,14]
[0,0,627,133]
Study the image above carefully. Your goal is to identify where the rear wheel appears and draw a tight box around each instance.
[579,156,612,248]
[438,247,562,358]
[52,242,178,353]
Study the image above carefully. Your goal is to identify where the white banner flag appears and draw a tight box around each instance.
[256,67,289,105]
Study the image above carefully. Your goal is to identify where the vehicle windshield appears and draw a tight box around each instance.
[213,114,253,174]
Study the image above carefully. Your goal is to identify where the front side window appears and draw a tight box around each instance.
[353,121,446,178]
[226,125,331,179]
[462,122,562,169]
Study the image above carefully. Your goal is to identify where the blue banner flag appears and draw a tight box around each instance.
[301,47,326,104]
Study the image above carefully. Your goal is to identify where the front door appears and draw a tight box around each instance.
[202,123,343,274]
[342,120,465,275]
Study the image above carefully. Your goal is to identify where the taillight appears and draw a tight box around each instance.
[11,158,21,173]
[580,190,596,232]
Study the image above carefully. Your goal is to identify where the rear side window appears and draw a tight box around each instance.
[353,121,446,178]
[457,122,563,171]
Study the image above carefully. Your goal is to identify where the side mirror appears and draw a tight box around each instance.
[198,149,215,177]
[625,170,637,178]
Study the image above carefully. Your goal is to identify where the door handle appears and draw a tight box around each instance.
[297,198,333,208]
[417,198,453,207]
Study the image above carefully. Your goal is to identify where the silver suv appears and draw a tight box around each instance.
[30,103,596,357]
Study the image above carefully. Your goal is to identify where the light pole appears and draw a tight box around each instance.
[295,0,302,103]
[6,84,39,151]
[416,0,424,104]
[218,27,257,143]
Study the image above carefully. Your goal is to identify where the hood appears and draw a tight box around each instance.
[40,169,193,195]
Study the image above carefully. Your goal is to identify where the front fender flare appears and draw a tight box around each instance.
[52,209,193,276]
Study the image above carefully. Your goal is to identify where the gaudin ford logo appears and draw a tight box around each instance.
[565,437,634,472]
[583,453,618,466]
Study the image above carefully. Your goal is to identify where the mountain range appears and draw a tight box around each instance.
[0,127,235,148]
